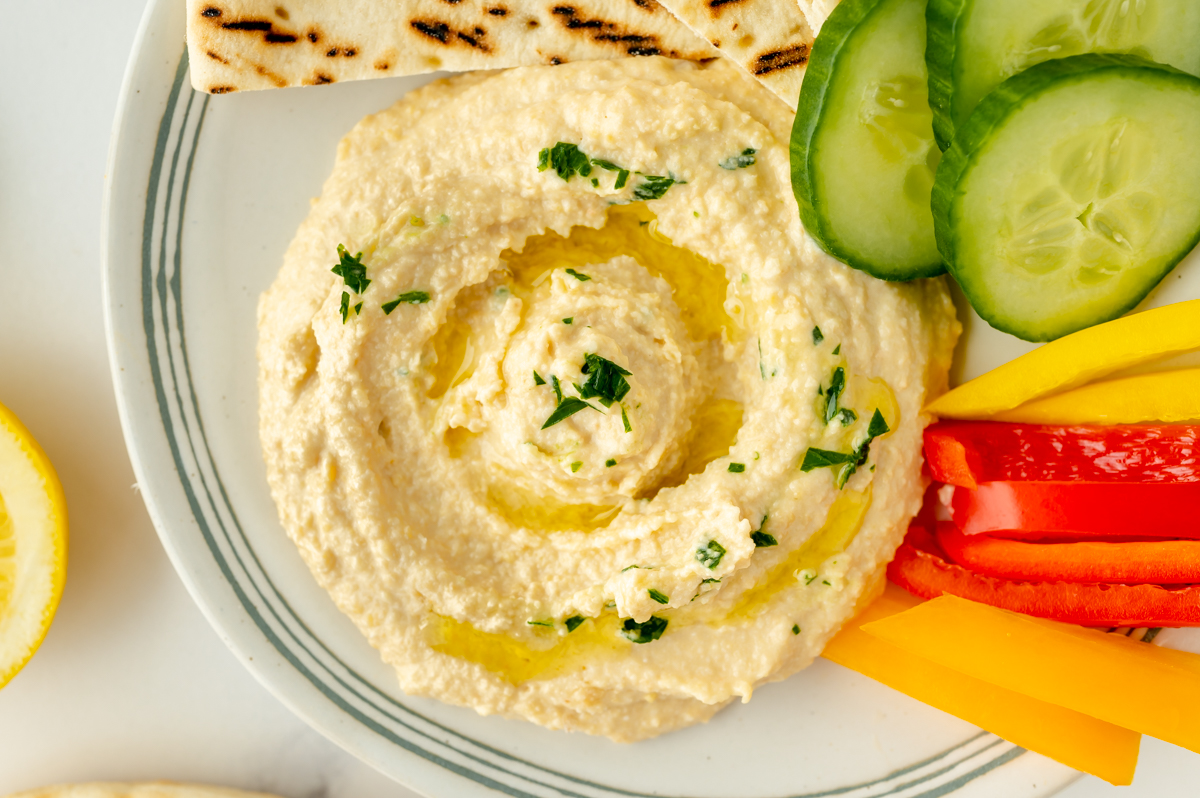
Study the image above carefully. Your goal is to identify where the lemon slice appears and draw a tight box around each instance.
[0,400,67,689]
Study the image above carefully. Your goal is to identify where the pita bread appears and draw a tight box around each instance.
[797,0,840,34]
[5,785,280,798]
[186,0,719,94]
[649,0,815,107]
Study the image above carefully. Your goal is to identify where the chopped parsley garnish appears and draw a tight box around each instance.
[621,404,632,433]
[728,462,745,473]
[551,375,563,404]
[812,326,824,345]
[538,142,593,181]
[633,174,683,201]
[804,573,818,585]
[702,577,721,584]
[565,268,591,281]
[533,371,546,386]
[801,408,891,488]
[563,317,574,324]
[542,396,598,429]
[580,353,631,407]
[719,148,757,170]
[648,589,669,605]
[752,515,777,547]
[833,344,841,356]
[526,619,554,627]
[695,540,726,569]
[792,624,801,635]
[339,292,351,323]
[592,158,631,189]
[620,616,668,644]
[606,458,617,467]
[591,178,599,187]
[622,564,651,572]
[571,461,582,472]
[332,245,371,294]
[354,301,363,315]
[821,367,848,424]
[565,615,586,632]
[382,291,431,314]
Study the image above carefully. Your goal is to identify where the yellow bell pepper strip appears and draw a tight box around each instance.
[926,299,1200,419]
[990,368,1200,425]
[822,582,1140,785]
[862,593,1200,757]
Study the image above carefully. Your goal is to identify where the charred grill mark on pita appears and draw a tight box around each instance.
[205,50,229,64]
[254,63,289,86]
[752,44,809,75]
[550,6,666,56]
[201,6,221,17]
[412,20,450,43]
[214,16,300,44]
[375,60,391,70]
[310,72,334,84]
[707,0,746,13]
[549,55,563,64]
[209,85,236,93]
[410,19,491,51]
[307,29,320,43]
[488,7,508,15]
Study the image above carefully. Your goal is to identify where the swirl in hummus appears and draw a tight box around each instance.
[257,57,959,741]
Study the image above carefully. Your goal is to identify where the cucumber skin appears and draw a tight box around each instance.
[932,53,1200,342]
[925,0,967,151]
[790,0,947,281]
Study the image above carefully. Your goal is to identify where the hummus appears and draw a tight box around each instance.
[257,56,959,741]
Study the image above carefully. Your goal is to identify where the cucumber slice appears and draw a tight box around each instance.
[927,0,1200,150]
[933,54,1200,342]
[791,0,943,281]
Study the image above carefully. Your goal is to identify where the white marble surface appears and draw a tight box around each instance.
[0,2,1198,796]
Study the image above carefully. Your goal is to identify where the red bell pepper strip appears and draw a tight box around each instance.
[888,524,1200,627]
[945,481,1200,540]
[925,421,1200,489]
[936,523,1200,584]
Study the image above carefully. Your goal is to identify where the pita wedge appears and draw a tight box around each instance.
[5,785,281,798]
[650,0,819,107]
[186,0,719,94]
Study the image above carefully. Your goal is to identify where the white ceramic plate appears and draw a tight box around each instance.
[102,0,1200,796]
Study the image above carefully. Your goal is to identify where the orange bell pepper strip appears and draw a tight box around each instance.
[861,593,1200,757]
[887,524,1200,627]
[926,299,1200,419]
[936,523,1200,585]
[822,582,1141,785]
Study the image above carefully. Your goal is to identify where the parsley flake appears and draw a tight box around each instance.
[580,353,631,407]
[382,291,431,314]
[332,245,371,294]
[633,174,682,201]
[565,615,586,632]
[538,142,592,181]
[563,317,574,324]
[620,616,667,644]
[812,326,824,345]
[695,540,726,569]
[751,512,777,547]
[551,375,563,404]
[592,158,631,189]
[728,462,745,473]
[338,292,351,324]
[833,343,841,355]
[606,458,617,467]
[719,148,757,170]
[571,461,582,472]
[526,619,554,627]
[801,408,891,488]
[533,371,546,386]
[821,367,848,424]
[648,589,669,605]
[792,624,801,635]
[621,404,632,433]
[542,397,598,429]
[565,268,591,281]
